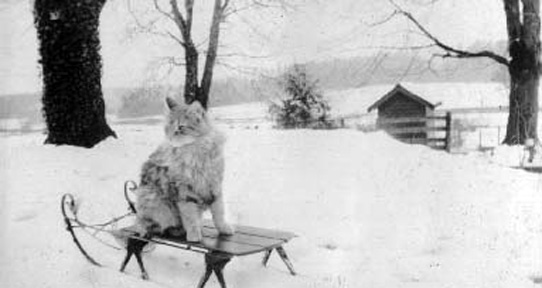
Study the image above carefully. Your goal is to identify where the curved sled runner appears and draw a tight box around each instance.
[61,181,297,288]
[61,193,102,266]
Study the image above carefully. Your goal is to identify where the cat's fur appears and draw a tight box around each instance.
[135,98,234,242]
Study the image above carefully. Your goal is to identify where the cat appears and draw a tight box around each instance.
[134,98,234,242]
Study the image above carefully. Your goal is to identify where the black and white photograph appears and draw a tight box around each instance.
[2,0,542,287]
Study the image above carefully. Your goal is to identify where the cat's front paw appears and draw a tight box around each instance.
[217,223,235,236]
[186,228,203,242]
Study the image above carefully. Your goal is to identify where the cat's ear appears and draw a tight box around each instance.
[165,97,179,110]
[190,101,206,117]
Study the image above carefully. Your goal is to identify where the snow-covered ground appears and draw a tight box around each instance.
[2,118,542,288]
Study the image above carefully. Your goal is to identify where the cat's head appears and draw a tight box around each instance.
[164,97,210,144]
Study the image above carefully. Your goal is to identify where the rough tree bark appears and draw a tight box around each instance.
[391,0,541,145]
[34,0,116,148]
[503,0,540,144]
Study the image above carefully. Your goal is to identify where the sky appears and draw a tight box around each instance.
[0,0,507,95]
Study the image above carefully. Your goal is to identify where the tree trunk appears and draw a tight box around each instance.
[198,0,224,109]
[504,66,539,144]
[502,0,540,144]
[34,0,116,148]
[183,41,199,105]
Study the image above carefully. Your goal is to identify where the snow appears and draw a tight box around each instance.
[2,116,542,288]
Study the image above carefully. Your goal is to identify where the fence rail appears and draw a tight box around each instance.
[376,112,452,151]
[383,126,448,135]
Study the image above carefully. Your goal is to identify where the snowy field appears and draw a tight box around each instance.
[2,118,542,288]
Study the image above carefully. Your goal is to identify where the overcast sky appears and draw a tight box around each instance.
[0,0,507,95]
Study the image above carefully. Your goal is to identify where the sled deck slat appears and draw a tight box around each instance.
[121,220,296,256]
[202,220,297,241]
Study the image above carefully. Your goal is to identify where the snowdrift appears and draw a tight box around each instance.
[1,125,542,288]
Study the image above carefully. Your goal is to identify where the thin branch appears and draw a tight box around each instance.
[367,44,438,51]
[156,56,187,67]
[365,10,400,27]
[222,0,230,11]
[215,59,263,77]
[427,54,442,75]
[126,0,182,43]
[223,1,268,18]
[391,4,509,67]
[184,0,194,33]
[217,51,274,59]
[397,51,421,82]
[152,0,176,24]
[165,30,186,46]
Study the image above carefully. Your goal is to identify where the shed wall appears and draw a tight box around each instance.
[377,92,427,118]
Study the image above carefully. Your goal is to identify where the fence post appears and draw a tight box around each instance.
[479,129,482,150]
[445,112,452,152]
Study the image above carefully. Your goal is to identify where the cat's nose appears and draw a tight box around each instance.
[176,126,186,134]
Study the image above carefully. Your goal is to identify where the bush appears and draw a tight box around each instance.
[269,64,332,129]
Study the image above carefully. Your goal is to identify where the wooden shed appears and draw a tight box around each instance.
[367,84,445,145]
[367,84,436,117]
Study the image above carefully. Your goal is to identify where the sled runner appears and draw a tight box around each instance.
[61,180,297,288]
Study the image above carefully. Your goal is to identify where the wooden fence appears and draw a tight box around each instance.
[376,112,452,151]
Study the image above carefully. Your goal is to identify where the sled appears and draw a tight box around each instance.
[61,180,297,288]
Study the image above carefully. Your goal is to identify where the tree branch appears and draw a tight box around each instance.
[152,0,176,24]
[166,30,186,47]
[184,0,194,33]
[222,0,231,11]
[157,56,186,67]
[390,1,509,67]
[167,0,189,40]
[200,0,226,107]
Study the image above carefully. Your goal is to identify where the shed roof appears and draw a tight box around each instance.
[366,84,436,112]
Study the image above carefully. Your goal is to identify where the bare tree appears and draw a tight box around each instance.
[33,0,116,148]
[387,0,540,145]
[129,0,293,110]
[149,0,226,109]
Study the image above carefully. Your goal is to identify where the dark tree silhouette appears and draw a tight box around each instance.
[34,0,116,148]
[502,0,540,144]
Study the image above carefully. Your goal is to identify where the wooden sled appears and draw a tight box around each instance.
[61,181,297,288]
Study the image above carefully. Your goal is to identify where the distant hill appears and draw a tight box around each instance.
[1,44,510,120]
[0,93,41,122]
[0,89,125,121]
[303,48,509,89]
